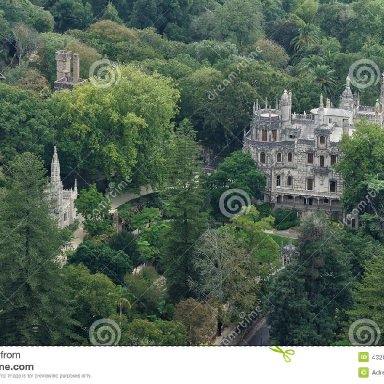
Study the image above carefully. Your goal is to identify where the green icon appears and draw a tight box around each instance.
[359,352,369,362]
[358,368,369,378]
[269,346,295,363]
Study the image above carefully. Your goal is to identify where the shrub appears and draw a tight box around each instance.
[273,208,300,230]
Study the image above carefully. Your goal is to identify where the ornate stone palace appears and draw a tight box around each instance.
[243,75,384,221]
[49,146,78,228]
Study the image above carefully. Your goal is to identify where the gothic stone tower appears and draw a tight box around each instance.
[49,146,78,228]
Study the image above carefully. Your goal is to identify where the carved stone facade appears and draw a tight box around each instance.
[49,146,78,228]
[243,76,384,220]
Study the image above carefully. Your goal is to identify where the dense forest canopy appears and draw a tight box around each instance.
[1,0,384,347]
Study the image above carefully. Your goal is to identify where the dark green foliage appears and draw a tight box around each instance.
[0,153,77,345]
[69,241,133,284]
[63,264,119,343]
[124,266,168,319]
[206,150,266,219]
[108,231,142,267]
[0,84,54,165]
[120,318,188,346]
[268,214,354,345]
[161,123,208,303]
[347,253,384,345]
[50,0,93,32]
[273,208,300,230]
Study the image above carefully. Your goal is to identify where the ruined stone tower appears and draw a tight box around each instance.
[54,50,85,90]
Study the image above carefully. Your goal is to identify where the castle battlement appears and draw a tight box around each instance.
[243,75,384,227]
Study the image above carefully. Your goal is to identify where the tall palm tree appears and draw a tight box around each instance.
[311,64,336,98]
[297,55,324,74]
[291,24,319,52]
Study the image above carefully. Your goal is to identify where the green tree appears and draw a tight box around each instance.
[64,264,119,342]
[206,150,266,219]
[230,207,280,279]
[161,124,208,302]
[347,253,384,345]
[50,65,179,186]
[268,214,354,345]
[101,2,123,23]
[336,121,384,212]
[124,266,167,318]
[75,184,113,237]
[0,153,76,345]
[190,228,260,321]
[119,318,188,346]
[174,298,216,345]
[0,83,54,164]
[108,230,141,267]
[69,241,133,284]
[208,0,264,46]
[291,24,319,52]
[50,0,93,32]
[268,264,315,345]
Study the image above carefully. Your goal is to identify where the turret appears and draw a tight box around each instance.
[340,75,354,111]
[380,74,384,112]
[50,146,64,216]
[280,89,291,128]
[318,94,324,125]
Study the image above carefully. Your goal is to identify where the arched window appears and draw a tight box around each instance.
[320,155,325,167]
[287,176,293,186]
[276,175,281,187]
[260,152,266,164]
[277,152,282,162]
[319,136,326,145]
[288,152,293,162]
[262,130,267,141]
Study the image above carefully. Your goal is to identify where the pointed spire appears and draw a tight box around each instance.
[326,98,331,108]
[51,146,61,184]
[320,93,324,108]
[265,97,268,109]
[346,75,351,88]
[74,178,78,194]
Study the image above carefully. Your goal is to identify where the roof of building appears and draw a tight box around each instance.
[310,107,352,118]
